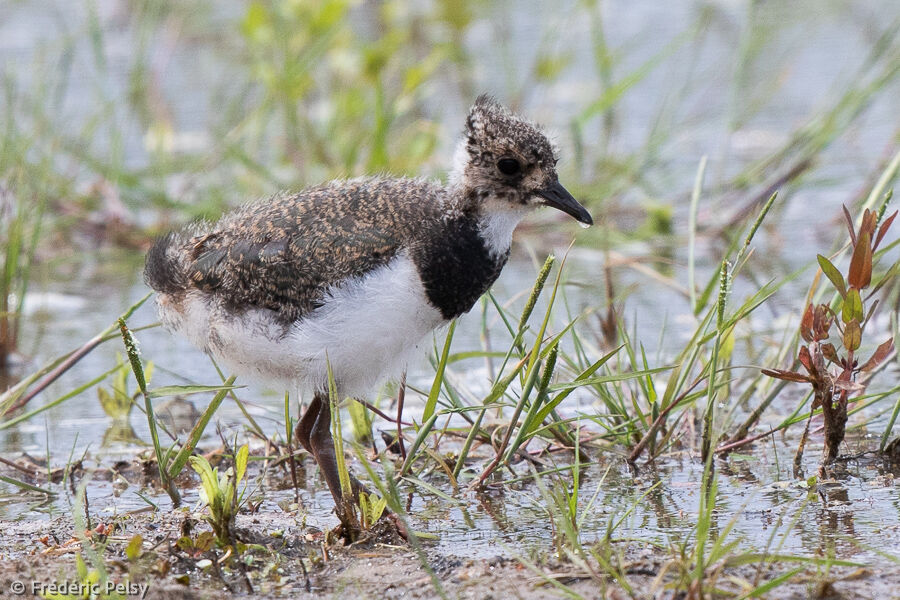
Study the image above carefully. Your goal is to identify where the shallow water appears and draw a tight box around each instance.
[417,445,900,562]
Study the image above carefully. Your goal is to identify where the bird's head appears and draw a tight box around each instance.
[450,95,592,226]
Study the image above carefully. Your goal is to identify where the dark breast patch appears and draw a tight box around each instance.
[413,215,508,320]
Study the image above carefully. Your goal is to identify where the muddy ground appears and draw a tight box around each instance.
[2,511,899,600]
[1,452,898,600]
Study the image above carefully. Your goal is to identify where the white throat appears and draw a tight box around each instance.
[478,202,526,256]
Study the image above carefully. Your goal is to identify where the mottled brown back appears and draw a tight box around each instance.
[145,177,445,323]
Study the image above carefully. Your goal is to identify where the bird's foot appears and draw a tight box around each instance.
[330,512,408,548]
[326,522,358,546]
[324,497,361,544]
[327,500,408,546]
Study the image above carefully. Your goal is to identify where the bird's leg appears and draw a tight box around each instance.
[294,394,321,454]
[297,392,407,542]
[307,391,363,535]
[307,393,373,501]
[307,393,342,505]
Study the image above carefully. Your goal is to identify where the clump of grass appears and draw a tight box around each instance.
[358,490,388,530]
[763,200,897,471]
[0,184,45,369]
[118,316,239,504]
[529,441,605,561]
[190,444,249,548]
[627,191,780,464]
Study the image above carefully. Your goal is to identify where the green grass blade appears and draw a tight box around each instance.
[166,376,237,480]
[423,319,456,422]
[148,384,240,399]
[119,317,178,503]
[0,473,56,496]
[688,155,707,311]
[326,357,352,499]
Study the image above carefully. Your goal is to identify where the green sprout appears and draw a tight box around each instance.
[190,444,249,548]
[358,491,388,530]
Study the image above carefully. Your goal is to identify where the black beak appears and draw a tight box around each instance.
[536,181,593,226]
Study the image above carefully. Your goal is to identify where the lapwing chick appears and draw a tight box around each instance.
[144,95,592,533]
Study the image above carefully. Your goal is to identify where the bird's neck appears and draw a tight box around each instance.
[475,201,526,257]
[414,189,520,321]
[444,176,527,258]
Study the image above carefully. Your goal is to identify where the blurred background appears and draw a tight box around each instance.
[2,0,897,238]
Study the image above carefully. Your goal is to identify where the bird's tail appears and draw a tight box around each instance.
[144,232,190,295]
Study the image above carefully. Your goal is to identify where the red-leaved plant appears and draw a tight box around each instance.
[763,205,896,473]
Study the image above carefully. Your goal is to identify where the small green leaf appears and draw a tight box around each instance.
[176,536,194,552]
[234,445,249,484]
[841,288,863,324]
[190,455,219,507]
[843,319,862,352]
[112,357,128,398]
[373,495,387,522]
[75,553,88,581]
[817,255,846,298]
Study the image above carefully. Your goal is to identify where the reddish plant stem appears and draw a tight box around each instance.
[3,330,107,415]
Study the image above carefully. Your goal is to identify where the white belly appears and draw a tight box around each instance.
[156,254,445,399]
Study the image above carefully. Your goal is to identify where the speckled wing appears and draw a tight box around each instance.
[177,178,441,323]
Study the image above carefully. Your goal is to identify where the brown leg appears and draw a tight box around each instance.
[295,393,408,539]
[301,391,398,540]
[295,394,322,454]
[296,394,351,504]
[307,392,345,507]
[306,392,369,533]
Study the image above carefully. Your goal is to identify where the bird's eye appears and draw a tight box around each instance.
[497,158,521,176]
